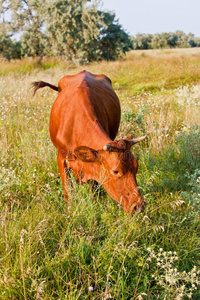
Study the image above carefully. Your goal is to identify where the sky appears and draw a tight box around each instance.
[102,0,200,37]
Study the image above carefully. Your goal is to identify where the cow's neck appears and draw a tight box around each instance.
[76,117,112,150]
[74,86,113,150]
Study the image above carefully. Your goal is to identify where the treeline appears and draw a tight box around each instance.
[0,0,132,63]
[132,31,200,50]
[1,1,200,63]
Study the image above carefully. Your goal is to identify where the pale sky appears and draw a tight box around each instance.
[102,0,200,37]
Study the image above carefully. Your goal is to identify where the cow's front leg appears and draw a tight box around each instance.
[89,180,99,201]
[57,151,71,205]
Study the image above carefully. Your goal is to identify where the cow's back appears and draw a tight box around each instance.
[85,74,121,140]
[50,71,121,150]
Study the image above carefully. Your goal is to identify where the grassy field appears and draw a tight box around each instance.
[0,48,200,299]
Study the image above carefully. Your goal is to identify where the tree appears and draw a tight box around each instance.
[131,31,200,50]
[132,33,152,50]
[0,0,132,62]
[0,33,13,60]
[99,11,132,60]
[0,33,22,60]
[174,30,190,48]
[0,0,46,57]
[166,33,178,48]
[45,2,132,63]
[194,37,200,47]
[20,26,46,57]
[44,0,103,63]
[0,20,22,60]
[150,33,169,49]
[187,32,196,47]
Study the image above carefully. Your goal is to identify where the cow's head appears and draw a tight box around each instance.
[66,135,146,214]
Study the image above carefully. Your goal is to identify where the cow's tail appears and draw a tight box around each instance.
[32,81,59,95]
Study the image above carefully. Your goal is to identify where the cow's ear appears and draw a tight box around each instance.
[74,146,99,162]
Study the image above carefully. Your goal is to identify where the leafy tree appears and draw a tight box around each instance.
[132,31,200,50]
[187,32,196,47]
[0,21,22,60]
[174,30,190,48]
[45,2,132,63]
[0,33,22,60]
[4,0,44,34]
[166,33,178,48]
[132,33,152,49]
[150,33,169,49]
[195,37,200,47]
[0,0,132,62]
[44,0,103,63]
[20,27,46,57]
[0,0,46,57]
[99,11,132,60]
[0,33,13,60]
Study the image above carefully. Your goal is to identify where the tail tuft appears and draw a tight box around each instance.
[31,81,59,95]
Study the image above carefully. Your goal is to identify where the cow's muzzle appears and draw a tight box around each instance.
[134,201,146,214]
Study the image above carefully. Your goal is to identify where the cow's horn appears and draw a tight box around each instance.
[129,135,147,145]
[103,144,111,151]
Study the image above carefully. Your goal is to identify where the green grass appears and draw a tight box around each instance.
[0,48,200,299]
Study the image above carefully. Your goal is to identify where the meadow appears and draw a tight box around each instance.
[0,48,200,299]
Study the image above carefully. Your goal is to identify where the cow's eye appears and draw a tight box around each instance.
[111,170,119,175]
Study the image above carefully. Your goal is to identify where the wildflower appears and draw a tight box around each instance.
[36,280,46,299]
[105,294,112,299]
[45,183,50,189]
[20,229,28,246]
[88,286,93,291]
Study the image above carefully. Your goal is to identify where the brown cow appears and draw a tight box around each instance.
[32,70,146,214]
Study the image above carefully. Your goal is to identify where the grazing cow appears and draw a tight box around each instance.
[32,71,146,214]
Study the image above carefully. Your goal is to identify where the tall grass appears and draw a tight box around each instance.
[0,48,200,299]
